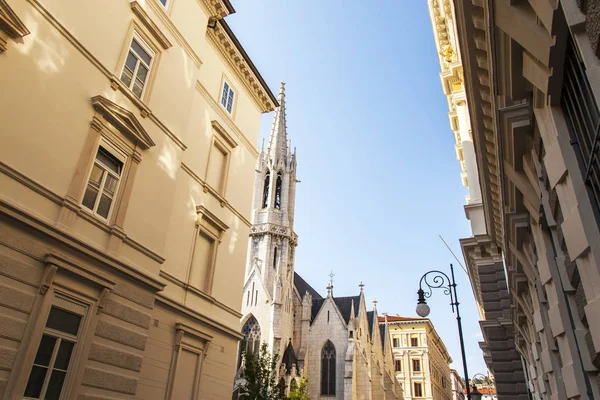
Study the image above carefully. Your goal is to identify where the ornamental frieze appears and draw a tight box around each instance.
[250,223,298,244]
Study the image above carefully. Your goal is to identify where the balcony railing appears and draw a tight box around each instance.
[562,35,600,227]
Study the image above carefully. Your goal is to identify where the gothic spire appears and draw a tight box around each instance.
[267,82,288,166]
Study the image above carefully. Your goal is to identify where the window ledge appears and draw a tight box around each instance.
[110,76,153,118]
[203,182,228,208]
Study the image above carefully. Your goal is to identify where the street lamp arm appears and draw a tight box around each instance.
[418,270,453,298]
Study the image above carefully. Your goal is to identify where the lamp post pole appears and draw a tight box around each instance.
[415,264,471,400]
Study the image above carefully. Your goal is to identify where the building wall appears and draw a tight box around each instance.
[0,0,276,398]
[388,319,452,400]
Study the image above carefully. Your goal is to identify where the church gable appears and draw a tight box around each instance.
[311,296,348,328]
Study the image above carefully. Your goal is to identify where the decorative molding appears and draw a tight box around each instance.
[180,162,251,227]
[176,322,213,343]
[211,120,238,148]
[45,253,116,289]
[249,223,298,245]
[0,161,63,205]
[196,205,229,232]
[130,1,172,50]
[0,197,166,292]
[198,0,234,19]
[207,20,277,113]
[156,293,244,340]
[92,95,155,149]
[195,80,259,157]
[0,0,29,52]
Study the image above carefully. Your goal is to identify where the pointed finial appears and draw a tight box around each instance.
[327,284,333,296]
[359,282,364,291]
[261,138,265,152]
[279,81,286,94]
[329,271,335,287]
[373,298,378,310]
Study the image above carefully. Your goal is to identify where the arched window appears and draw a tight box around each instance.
[321,340,336,396]
[262,170,270,208]
[238,316,261,368]
[274,172,282,209]
[290,378,297,393]
[273,247,278,269]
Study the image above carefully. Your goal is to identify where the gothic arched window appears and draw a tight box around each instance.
[290,378,297,392]
[321,340,336,396]
[273,247,278,270]
[262,170,270,208]
[274,172,282,209]
[238,316,261,368]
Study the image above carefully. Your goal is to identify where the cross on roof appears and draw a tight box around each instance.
[359,282,365,291]
[329,271,335,287]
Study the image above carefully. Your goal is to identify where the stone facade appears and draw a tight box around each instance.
[383,316,452,400]
[452,0,600,398]
[0,0,277,398]
[237,88,402,399]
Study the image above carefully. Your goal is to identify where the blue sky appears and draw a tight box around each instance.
[228,1,487,375]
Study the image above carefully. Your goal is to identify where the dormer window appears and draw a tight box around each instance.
[221,81,235,114]
[274,172,282,209]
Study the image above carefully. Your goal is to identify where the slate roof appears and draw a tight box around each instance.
[294,272,323,300]
[367,311,375,336]
[310,295,360,325]
[379,324,386,349]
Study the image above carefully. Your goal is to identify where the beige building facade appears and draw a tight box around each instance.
[382,316,452,400]
[450,0,600,399]
[0,0,277,398]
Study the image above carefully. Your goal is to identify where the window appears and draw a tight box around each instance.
[262,170,270,208]
[274,172,282,209]
[273,247,278,270]
[395,360,402,372]
[24,301,85,399]
[411,336,419,347]
[82,145,124,220]
[158,0,167,6]
[321,341,336,396]
[412,359,421,372]
[120,34,154,98]
[393,338,400,347]
[206,142,227,193]
[220,81,235,114]
[190,206,228,294]
[413,382,423,397]
[238,316,261,368]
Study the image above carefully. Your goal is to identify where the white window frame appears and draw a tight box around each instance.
[120,32,155,99]
[220,78,236,115]
[24,295,88,400]
[81,140,127,222]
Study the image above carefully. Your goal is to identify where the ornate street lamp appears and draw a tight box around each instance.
[470,372,493,400]
[470,385,483,400]
[415,264,471,400]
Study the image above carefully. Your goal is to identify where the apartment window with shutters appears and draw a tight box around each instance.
[81,143,125,220]
[120,33,154,98]
[220,80,235,114]
[205,121,237,198]
[23,296,87,399]
[412,359,421,372]
[189,206,228,295]
[413,382,423,397]
[395,360,402,372]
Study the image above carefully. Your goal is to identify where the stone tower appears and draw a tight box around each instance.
[240,82,298,360]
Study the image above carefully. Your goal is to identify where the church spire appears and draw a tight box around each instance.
[267,82,288,167]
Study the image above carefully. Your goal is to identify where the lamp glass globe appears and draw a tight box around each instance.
[416,303,430,318]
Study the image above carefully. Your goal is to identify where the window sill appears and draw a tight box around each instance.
[110,76,152,118]
[203,182,227,207]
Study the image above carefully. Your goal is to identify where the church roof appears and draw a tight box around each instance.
[367,311,375,336]
[310,295,360,325]
[282,340,297,374]
[379,324,386,349]
[294,272,322,300]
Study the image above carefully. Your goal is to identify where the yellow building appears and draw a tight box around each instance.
[0,0,277,398]
[381,316,452,400]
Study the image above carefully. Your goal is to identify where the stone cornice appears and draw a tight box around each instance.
[453,0,504,248]
[207,20,277,113]
[130,1,172,50]
[249,223,298,245]
[0,0,29,40]
[199,0,234,19]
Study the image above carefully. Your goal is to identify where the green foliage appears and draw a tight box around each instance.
[239,343,286,400]
[287,376,310,400]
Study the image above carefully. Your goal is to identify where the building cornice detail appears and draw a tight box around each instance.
[206,21,277,113]
[199,0,233,19]
[0,0,29,52]
[249,223,298,245]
